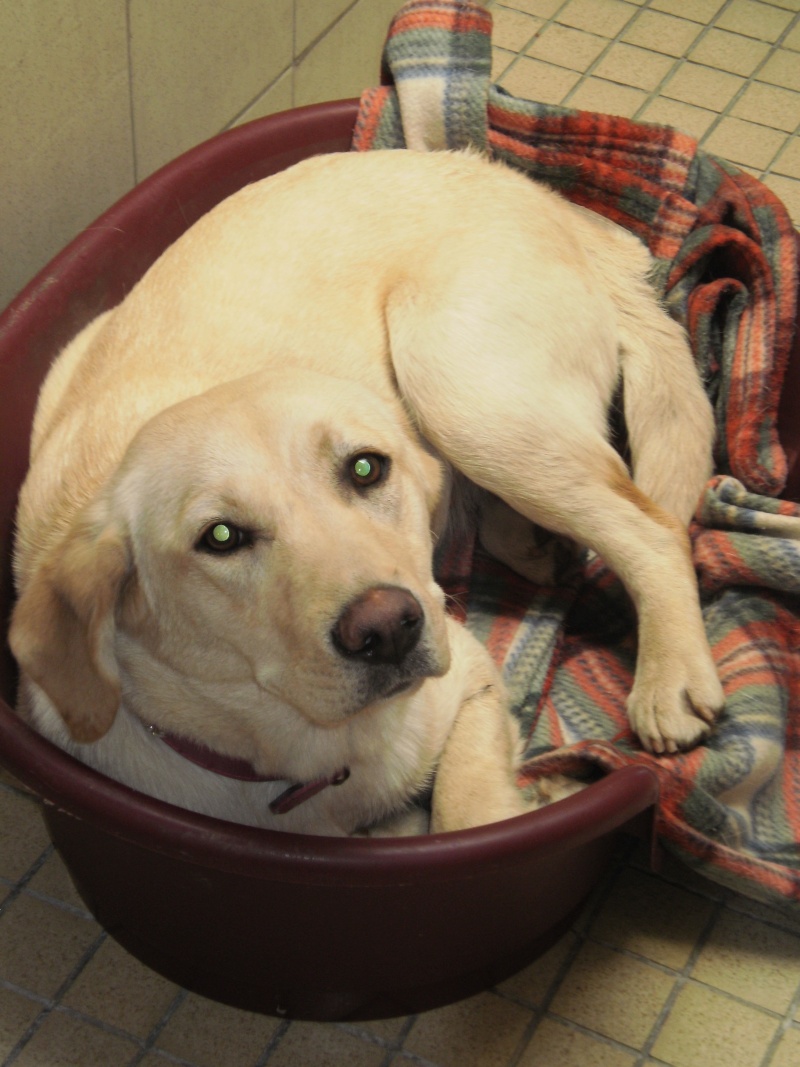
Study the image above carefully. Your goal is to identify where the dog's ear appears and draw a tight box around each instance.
[9,510,130,743]
[417,447,451,538]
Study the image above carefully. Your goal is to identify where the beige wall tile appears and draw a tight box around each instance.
[758,48,800,91]
[13,1012,138,1067]
[594,43,677,91]
[549,942,675,1048]
[130,0,293,178]
[526,24,609,72]
[0,0,132,311]
[731,81,800,131]
[233,69,294,127]
[556,0,638,38]
[688,28,770,76]
[588,869,715,971]
[0,988,40,1062]
[692,911,800,1013]
[518,1017,637,1067]
[156,993,280,1067]
[651,983,777,1067]
[493,6,542,51]
[703,115,787,169]
[497,55,581,103]
[404,991,533,1067]
[716,0,794,42]
[567,78,649,118]
[294,0,397,108]
[662,62,744,111]
[61,938,179,1039]
[623,10,702,56]
[270,1022,386,1067]
[640,97,717,139]
[0,791,50,882]
[296,0,354,55]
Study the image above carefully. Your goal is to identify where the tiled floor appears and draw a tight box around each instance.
[490,0,800,226]
[3,1,800,1065]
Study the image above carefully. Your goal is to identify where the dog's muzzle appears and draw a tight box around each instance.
[332,585,423,666]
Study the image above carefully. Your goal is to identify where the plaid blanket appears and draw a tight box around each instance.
[353,0,800,908]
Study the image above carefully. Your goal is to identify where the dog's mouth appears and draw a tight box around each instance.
[351,643,446,710]
[383,678,417,699]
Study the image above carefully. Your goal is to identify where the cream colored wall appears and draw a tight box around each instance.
[0,0,401,311]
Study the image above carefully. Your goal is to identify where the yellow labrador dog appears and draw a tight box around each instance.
[9,150,723,835]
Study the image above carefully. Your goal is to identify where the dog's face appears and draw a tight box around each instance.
[10,369,451,755]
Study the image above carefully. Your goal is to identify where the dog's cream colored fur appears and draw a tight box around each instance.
[10,150,723,835]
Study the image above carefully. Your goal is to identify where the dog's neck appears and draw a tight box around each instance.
[146,723,350,814]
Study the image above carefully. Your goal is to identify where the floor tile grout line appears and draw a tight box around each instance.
[253,1019,292,1067]
[126,988,190,1067]
[129,1048,199,1067]
[14,885,97,922]
[1,926,107,1067]
[767,131,800,180]
[332,1013,420,1064]
[252,1018,293,1067]
[543,1007,648,1060]
[0,844,55,916]
[758,967,800,1067]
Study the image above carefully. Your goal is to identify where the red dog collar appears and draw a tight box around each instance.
[147,725,350,814]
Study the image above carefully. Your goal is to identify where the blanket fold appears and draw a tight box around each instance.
[354,0,800,908]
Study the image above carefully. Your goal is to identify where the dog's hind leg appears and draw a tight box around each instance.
[518,449,721,752]
[392,324,723,752]
[475,436,722,752]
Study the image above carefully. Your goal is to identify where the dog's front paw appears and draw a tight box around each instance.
[627,657,724,755]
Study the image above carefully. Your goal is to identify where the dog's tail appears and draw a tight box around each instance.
[576,208,715,525]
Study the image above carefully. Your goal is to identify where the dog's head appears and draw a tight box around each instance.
[10,370,451,757]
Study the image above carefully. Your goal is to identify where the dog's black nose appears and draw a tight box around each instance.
[332,586,423,666]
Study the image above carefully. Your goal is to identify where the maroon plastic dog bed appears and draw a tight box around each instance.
[1,100,673,1020]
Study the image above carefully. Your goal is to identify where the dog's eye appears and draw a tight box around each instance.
[197,522,251,553]
[349,453,387,488]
